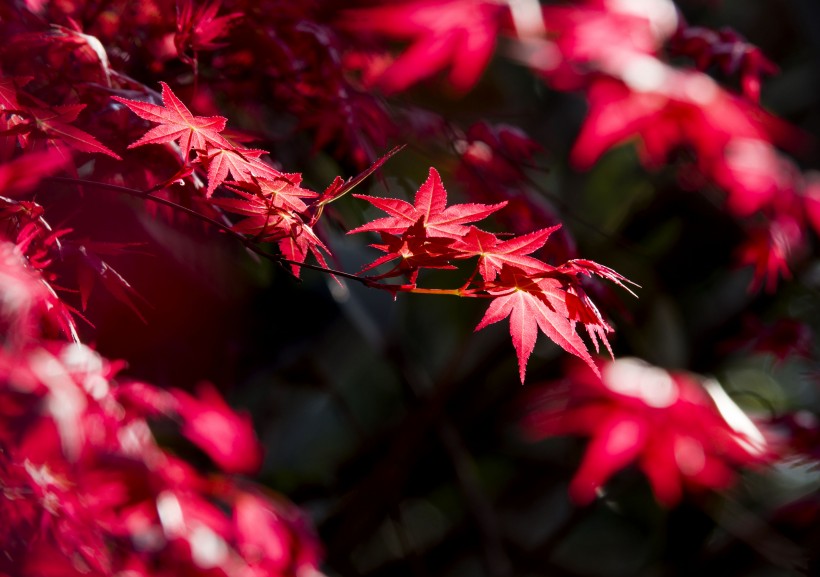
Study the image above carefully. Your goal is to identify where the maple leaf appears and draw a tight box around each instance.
[311,144,405,226]
[533,2,671,88]
[0,241,69,346]
[112,82,230,159]
[211,188,330,278]
[276,218,333,278]
[453,225,559,281]
[315,145,405,207]
[710,138,797,217]
[476,266,595,383]
[349,167,506,239]
[539,259,638,357]
[224,175,318,214]
[199,146,281,197]
[360,217,460,282]
[50,22,114,87]
[555,259,639,298]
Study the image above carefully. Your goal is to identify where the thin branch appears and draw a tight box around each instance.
[44,176,489,295]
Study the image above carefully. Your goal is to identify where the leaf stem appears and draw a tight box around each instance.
[406,287,487,298]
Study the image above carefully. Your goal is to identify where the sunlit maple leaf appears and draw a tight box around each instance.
[515,1,675,91]
[199,146,280,197]
[211,189,330,278]
[224,176,318,214]
[476,266,595,383]
[360,217,459,282]
[112,82,230,159]
[710,138,798,217]
[540,259,638,356]
[554,259,639,298]
[349,167,506,239]
[315,145,405,207]
[343,0,508,94]
[276,218,333,278]
[453,225,558,281]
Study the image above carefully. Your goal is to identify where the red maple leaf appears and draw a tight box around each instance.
[349,167,506,239]
[276,218,333,278]
[476,266,595,383]
[360,217,460,282]
[199,146,281,197]
[211,187,330,278]
[555,259,639,298]
[112,82,230,159]
[453,225,559,281]
[224,175,318,214]
[315,145,405,207]
[540,259,638,357]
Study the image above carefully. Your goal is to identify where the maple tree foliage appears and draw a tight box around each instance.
[0,0,820,576]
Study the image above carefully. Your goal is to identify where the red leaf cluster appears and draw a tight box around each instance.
[0,250,320,577]
[350,168,636,382]
[523,358,774,505]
